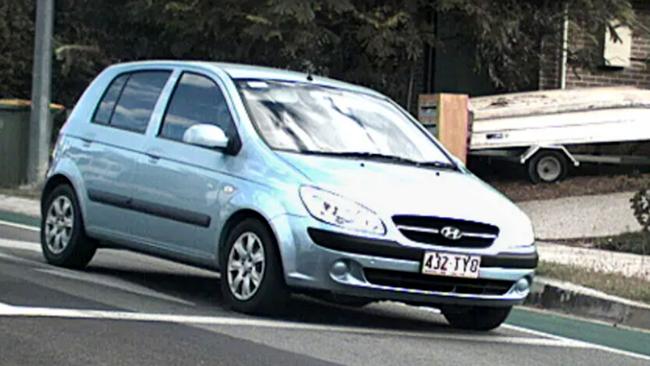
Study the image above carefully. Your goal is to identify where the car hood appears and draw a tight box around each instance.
[277,151,534,247]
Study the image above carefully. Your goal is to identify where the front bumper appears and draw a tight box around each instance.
[271,215,536,307]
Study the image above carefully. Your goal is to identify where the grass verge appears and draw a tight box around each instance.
[537,261,650,304]
[555,231,650,256]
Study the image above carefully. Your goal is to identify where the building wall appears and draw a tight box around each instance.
[539,0,650,90]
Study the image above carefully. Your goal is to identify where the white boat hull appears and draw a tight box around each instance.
[470,107,650,150]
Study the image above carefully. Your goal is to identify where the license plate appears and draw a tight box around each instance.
[421,251,481,279]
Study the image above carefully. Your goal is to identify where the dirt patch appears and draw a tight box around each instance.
[489,173,650,202]
[471,160,650,202]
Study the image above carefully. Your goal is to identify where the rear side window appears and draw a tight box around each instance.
[93,71,171,133]
[159,73,235,142]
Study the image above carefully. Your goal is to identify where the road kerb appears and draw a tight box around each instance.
[526,276,650,331]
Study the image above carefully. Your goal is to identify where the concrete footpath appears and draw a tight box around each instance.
[518,191,641,240]
[0,194,40,218]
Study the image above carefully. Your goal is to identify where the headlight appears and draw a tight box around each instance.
[299,186,386,235]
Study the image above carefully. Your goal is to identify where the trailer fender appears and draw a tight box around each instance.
[520,145,580,167]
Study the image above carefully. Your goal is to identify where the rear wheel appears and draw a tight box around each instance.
[527,150,568,183]
[220,218,288,314]
[442,305,512,331]
[41,184,97,269]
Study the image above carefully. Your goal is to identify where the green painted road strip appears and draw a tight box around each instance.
[0,210,39,228]
[509,307,650,357]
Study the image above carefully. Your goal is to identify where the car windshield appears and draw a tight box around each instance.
[236,79,452,166]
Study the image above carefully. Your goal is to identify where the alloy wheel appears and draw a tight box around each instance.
[227,232,266,301]
[44,196,74,255]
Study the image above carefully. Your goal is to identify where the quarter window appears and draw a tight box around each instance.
[160,73,235,142]
[93,74,128,125]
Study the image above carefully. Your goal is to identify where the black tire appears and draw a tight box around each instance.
[442,305,512,331]
[41,184,97,269]
[526,150,568,184]
[220,218,289,315]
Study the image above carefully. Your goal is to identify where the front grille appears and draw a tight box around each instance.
[364,269,513,295]
[393,215,499,248]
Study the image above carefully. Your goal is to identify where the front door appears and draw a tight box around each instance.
[129,71,240,261]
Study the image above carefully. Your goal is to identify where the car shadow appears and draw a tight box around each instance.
[84,263,480,335]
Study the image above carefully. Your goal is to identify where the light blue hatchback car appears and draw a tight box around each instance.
[41,61,537,330]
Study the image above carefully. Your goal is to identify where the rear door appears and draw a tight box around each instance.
[77,69,173,240]
[128,70,240,261]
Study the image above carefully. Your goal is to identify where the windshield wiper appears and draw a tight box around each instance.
[299,151,457,170]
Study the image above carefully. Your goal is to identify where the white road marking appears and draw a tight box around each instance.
[0,238,40,252]
[0,219,39,232]
[34,268,196,307]
[0,302,586,348]
[1,224,648,361]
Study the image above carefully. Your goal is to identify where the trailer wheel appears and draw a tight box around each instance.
[527,150,568,183]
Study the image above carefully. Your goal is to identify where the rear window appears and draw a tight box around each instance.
[93,71,171,133]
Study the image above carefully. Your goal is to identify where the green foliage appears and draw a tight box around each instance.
[0,0,35,100]
[0,0,639,109]
[630,189,650,256]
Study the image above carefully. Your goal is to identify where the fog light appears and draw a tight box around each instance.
[331,260,349,277]
[515,278,529,292]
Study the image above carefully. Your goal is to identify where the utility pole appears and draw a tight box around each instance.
[27,0,55,185]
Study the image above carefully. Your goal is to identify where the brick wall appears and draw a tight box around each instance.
[539,0,650,90]
[538,30,564,89]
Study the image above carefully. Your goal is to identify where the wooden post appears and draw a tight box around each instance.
[435,93,469,163]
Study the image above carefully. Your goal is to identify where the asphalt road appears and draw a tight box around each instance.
[0,220,649,366]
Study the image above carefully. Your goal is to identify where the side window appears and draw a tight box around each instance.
[93,74,128,125]
[109,71,171,133]
[159,73,236,142]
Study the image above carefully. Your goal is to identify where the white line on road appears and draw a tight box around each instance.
[0,219,39,232]
[0,302,587,349]
[0,238,40,252]
[1,224,648,361]
[34,268,196,307]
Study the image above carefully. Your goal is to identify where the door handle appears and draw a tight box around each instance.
[145,152,160,162]
[80,138,93,147]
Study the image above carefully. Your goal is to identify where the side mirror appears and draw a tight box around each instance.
[182,124,229,150]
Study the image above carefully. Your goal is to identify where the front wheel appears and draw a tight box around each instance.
[220,218,288,314]
[442,305,512,331]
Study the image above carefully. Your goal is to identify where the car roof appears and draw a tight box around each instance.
[109,60,385,98]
